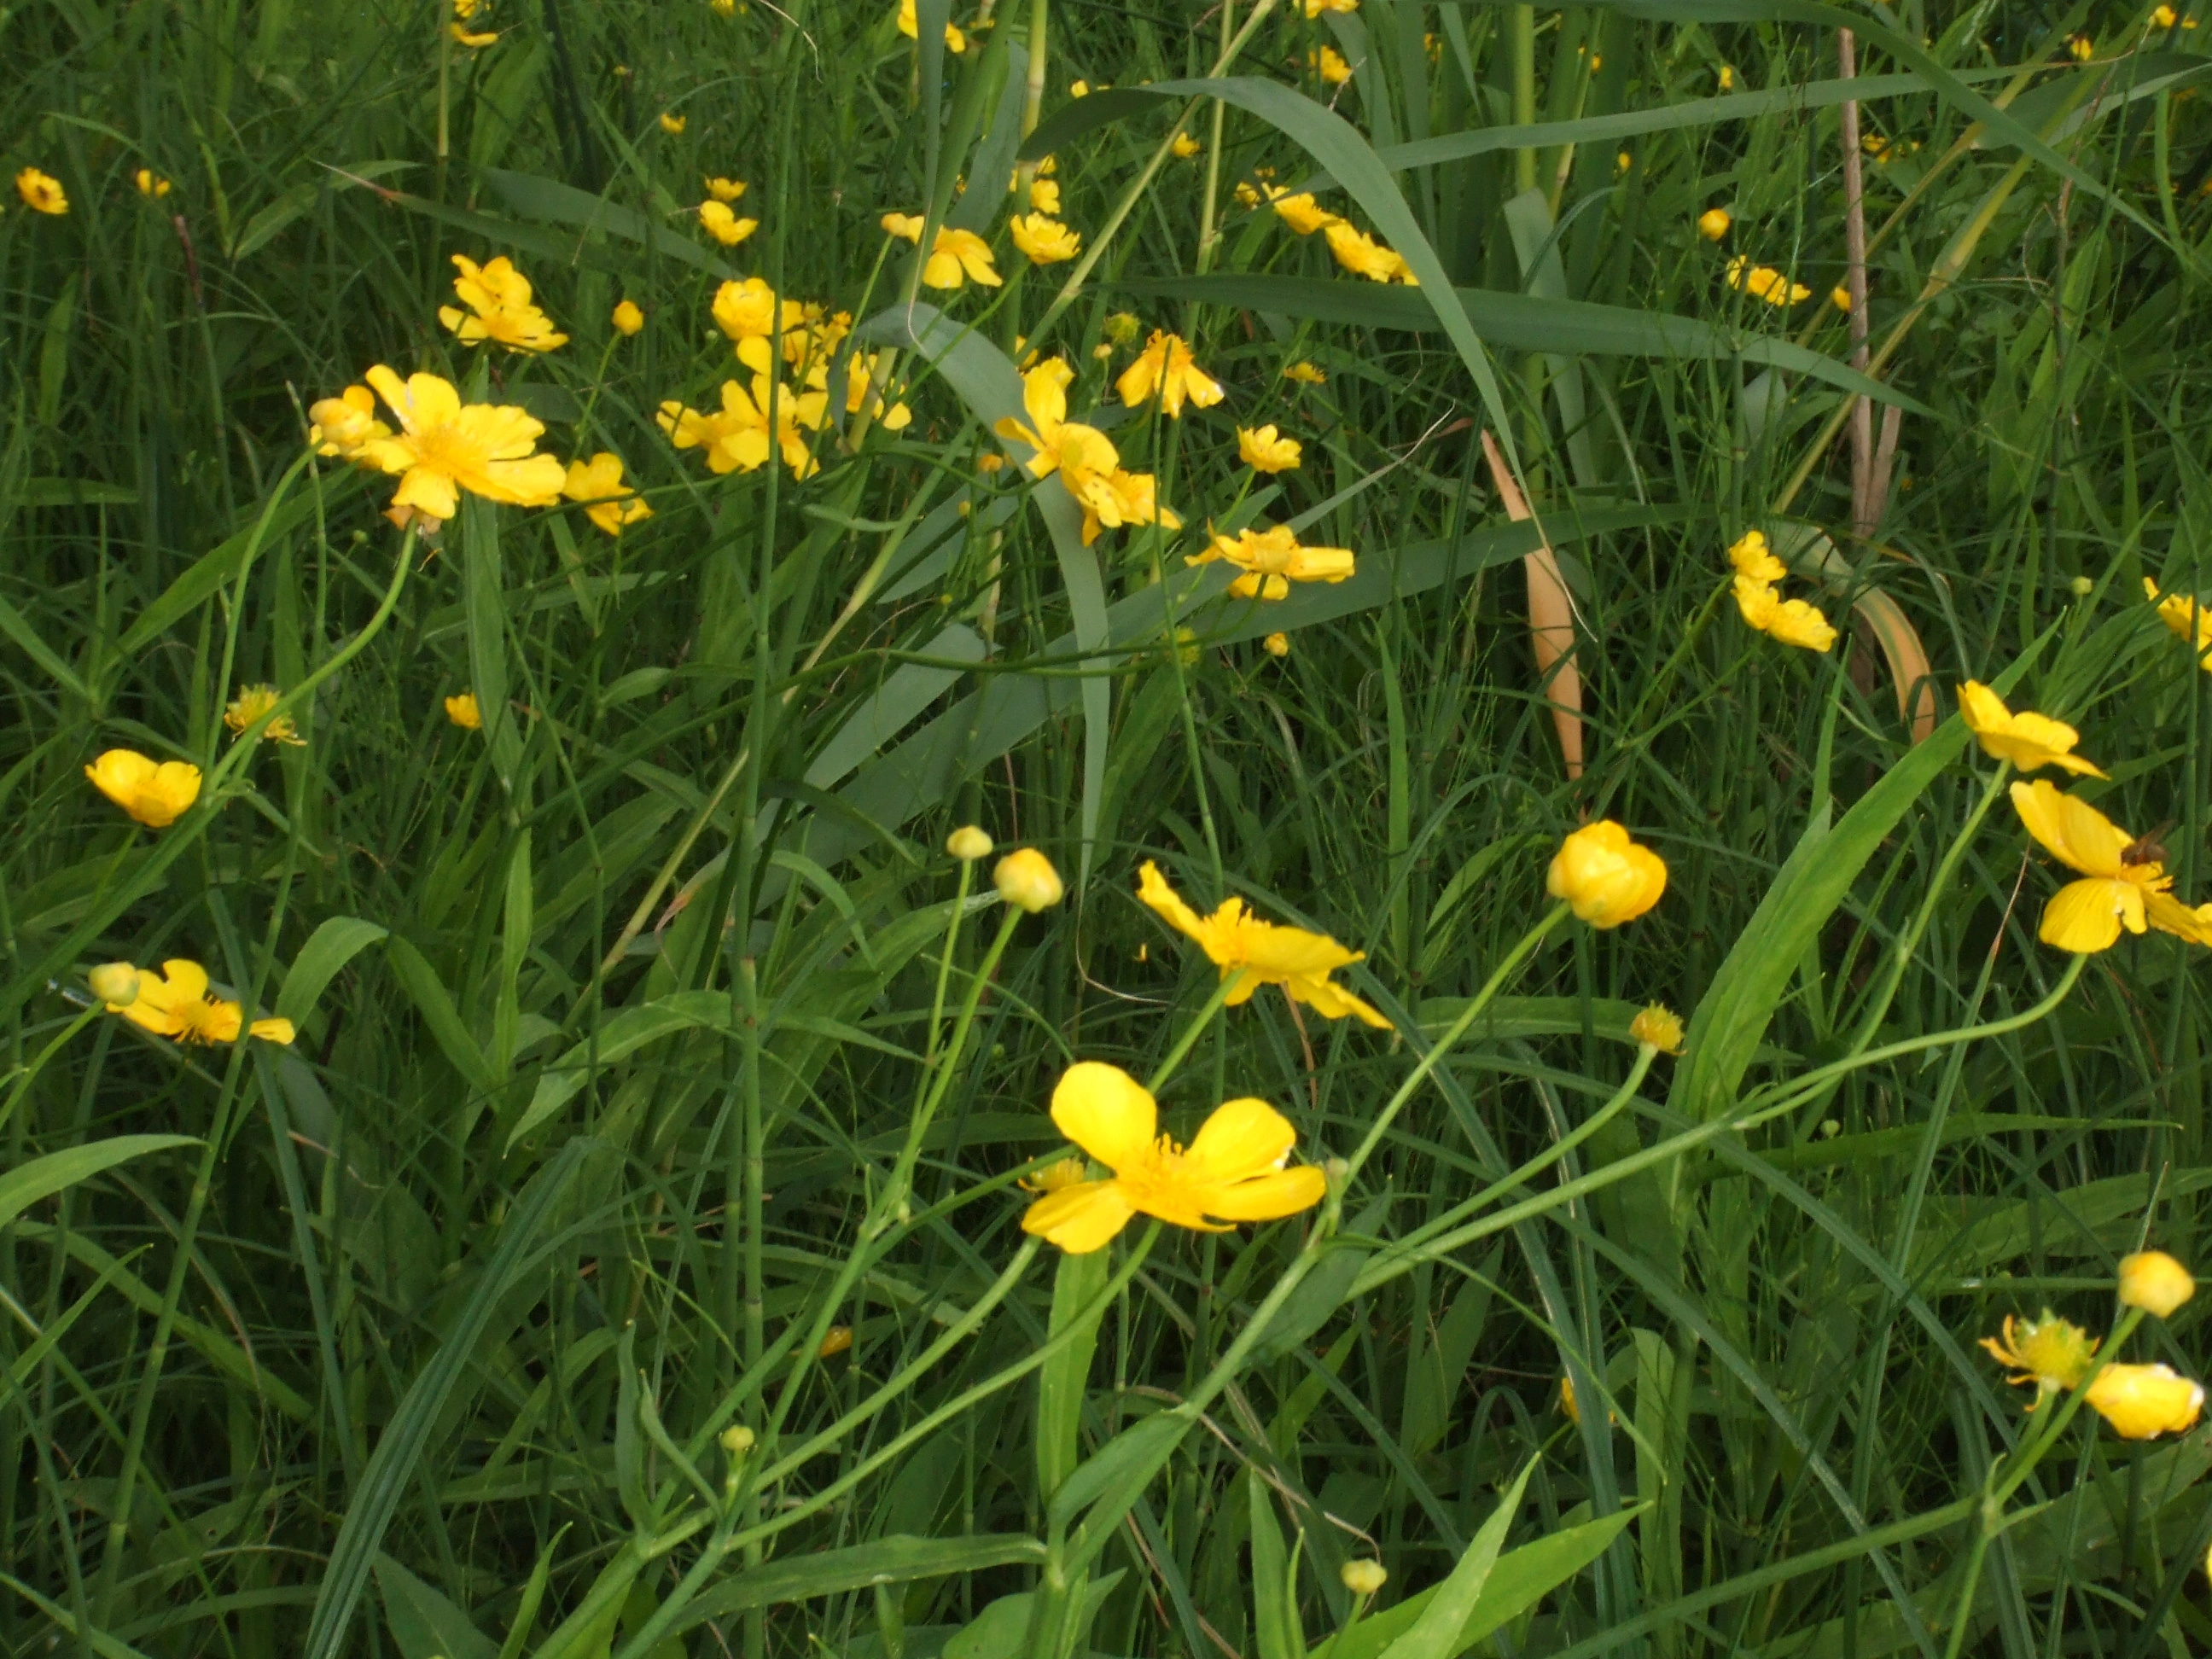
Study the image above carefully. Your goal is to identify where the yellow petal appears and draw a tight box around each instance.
[2039,877,2145,953]
[2009,779,2129,877]
[1021,1180,1135,1253]
[1137,860,1212,948]
[1049,1062,1158,1171]
[1197,1166,1328,1223]
[1183,1097,1297,1185]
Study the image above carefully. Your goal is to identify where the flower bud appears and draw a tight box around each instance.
[1263,632,1290,658]
[1546,821,1668,928]
[2082,1362,2204,1439]
[612,299,644,336]
[89,963,140,1007]
[994,848,1064,913]
[2069,574,2095,597]
[1697,207,1731,241]
[1628,1003,1684,1055]
[719,1424,756,1454]
[2119,1250,2196,1318]
[1340,1560,1387,1597]
[947,825,994,862]
[818,1325,853,1358]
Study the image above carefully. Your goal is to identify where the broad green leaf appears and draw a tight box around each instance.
[277,916,389,1027]
[0,1134,197,1232]
[1371,1458,1540,1659]
[1036,1247,1111,1502]
[383,936,498,1095]
[1249,1470,1304,1659]
[804,624,987,791]
[376,1554,497,1659]
[1046,1412,1189,1536]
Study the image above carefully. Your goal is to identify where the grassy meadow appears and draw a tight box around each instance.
[10,0,2212,1656]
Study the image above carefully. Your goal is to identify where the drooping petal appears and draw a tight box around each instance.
[1049,1062,1159,1171]
[1021,1180,1136,1253]
[1183,1097,1298,1185]
[1197,1166,1328,1222]
[2010,779,2129,878]
[2145,891,2212,946]
[1137,860,1213,948]
[2039,877,2145,953]
[1289,975,1394,1028]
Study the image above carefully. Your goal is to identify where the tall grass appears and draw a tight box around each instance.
[7,1,2212,1657]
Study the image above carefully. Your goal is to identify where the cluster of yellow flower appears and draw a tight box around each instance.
[1982,1252,2201,1439]
[1242,183,1418,285]
[1726,529,1837,651]
[700,175,757,247]
[994,358,1180,547]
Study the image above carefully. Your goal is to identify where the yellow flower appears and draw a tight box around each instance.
[2145,577,2212,667]
[224,684,305,746]
[710,276,800,372]
[562,453,652,537]
[1268,189,1340,236]
[947,825,994,861]
[1137,859,1389,1027]
[2151,4,2197,26]
[1237,425,1302,474]
[1018,1062,1327,1253]
[1283,361,1327,385]
[1340,1562,1388,1597]
[660,112,687,134]
[1725,256,1812,306]
[699,201,759,246]
[1263,632,1290,658]
[1546,821,1668,928]
[819,350,911,433]
[1324,220,1417,283]
[1187,524,1353,601]
[135,169,172,198]
[437,254,568,352]
[994,848,1064,912]
[1731,552,1837,651]
[1070,79,1091,97]
[993,359,1130,529]
[705,176,748,201]
[2119,1250,2196,1317]
[895,0,967,49]
[1831,284,1853,312]
[1956,683,2104,776]
[1172,133,1202,159]
[1115,330,1224,418]
[1308,45,1353,84]
[1630,1004,1685,1055]
[1305,0,1359,12]
[16,167,67,215]
[657,375,828,480]
[2010,778,2212,952]
[612,299,644,335]
[1029,177,1062,214]
[88,963,141,1006]
[2083,1363,2205,1439]
[451,23,498,45]
[308,385,392,462]
[100,959,294,1045]
[453,0,482,18]
[818,1326,853,1358]
[1234,181,1261,207]
[1726,529,1786,583]
[1717,64,1735,89]
[1009,213,1081,265]
[85,749,202,828]
[711,0,736,14]
[882,213,1002,288]
[1558,1374,1582,1423]
[1697,207,1731,241]
[445,692,483,729]
[1615,150,1631,173]
[359,365,568,520]
[1981,1311,2098,1396]
[2067,32,2094,57]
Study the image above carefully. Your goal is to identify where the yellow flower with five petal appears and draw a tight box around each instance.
[1187,524,1353,600]
[562,453,652,536]
[699,201,758,246]
[1268,189,1340,236]
[1115,330,1224,418]
[895,0,967,50]
[1547,821,1667,928]
[437,254,568,353]
[1009,213,1081,265]
[2145,577,2212,668]
[2009,778,2212,952]
[1725,256,1811,306]
[882,212,1002,288]
[2085,1364,2204,1439]
[1324,221,1417,283]
[1237,425,1302,473]
[16,167,67,215]
[1018,1062,1329,1253]
[85,750,202,828]
[98,959,294,1045]
[705,176,748,201]
[358,365,568,521]
[1138,861,1390,1027]
[1957,683,2104,776]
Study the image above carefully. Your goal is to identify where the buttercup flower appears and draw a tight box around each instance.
[1717,64,1735,89]
[1341,1562,1388,1597]
[660,112,687,134]
[2083,1363,2204,1438]
[2119,1250,2196,1318]
[612,299,644,335]
[135,169,172,198]
[1559,1374,1583,1424]
[1324,221,1417,283]
[1982,1311,2098,1397]
[17,168,67,214]
[1009,213,1081,265]
[562,453,652,536]
[2145,578,2212,668]
[85,750,202,828]
[2009,778,2212,952]
[821,350,913,432]
[1726,530,1786,583]
[947,825,994,861]
[1237,426,1301,473]
[994,848,1064,912]
[438,254,568,352]
[1630,1004,1685,1055]
[882,213,1001,288]
[1115,330,1224,418]
[1172,133,1202,159]
[88,963,140,1005]
[1018,1062,1326,1253]
[1831,284,1854,312]
[100,959,294,1045]
[699,201,758,246]
[224,684,305,745]
[1957,683,2104,776]
[1028,177,1062,214]
[2151,3,2196,26]
[895,0,967,50]
[1187,524,1354,601]
[1269,189,1339,236]
[1697,207,1731,240]
[360,366,567,519]
[1308,45,1353,84]
[445,692,483,729]
[1284,361,1327,385]
[1138,860,1390,1027]
[1725,257,1812,306]
[705,176,748,201]
[1547,821,1667,928]
[658,375,828,479]
[1733,577,1837,651]
[1263,632,1290,657]
[308,386,392,462]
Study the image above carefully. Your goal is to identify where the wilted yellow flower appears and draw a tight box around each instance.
[2145,577,2212,667]
[1103,311,1141,346]
[1268,189,1339,236]
[1697,207,1731,240]
[706,176,748,201]
[2011,778,2212,952]
[562,453,652,537]
[658,375,828,480]
[1283,361,1327,385]
[135,169,172,198]
[612,299,644,335]
[882,213,1002,288]
[1009,212,1081,265]
[1172,133,1202,159]
[2119,1250,2196,1318]
[1308,45,1352,83]
[308,386,392,462]
[818,1326,853,1358]
[1733,578,1837,650]
[1547,821,1667,928]
[224,684,305,746]
[85,750,202,828]
[660,112,687,133]
[895,0,967,49]
[1115,330,1224,418]
[438,254,568,352]
[1019,1062,1326,1253]
[1982,1311,2098,1397]
[1957,683,2104,777]
[1138,860,1389,1026]
[16,167,67,215]
[947,825,994,861]
[445,692,483,729]
[1725,256,1812,306]
[1630,1004,1685,1055]
[1262,632,1290,658]
[451,23,498,45]
[99,959,294,1045]
[1340,1562,1387,1597]
[1324,220,1416,283]
[360,366,567,520]
[1237,425,1302,473]
[1188,524,1353,601]
[699,201,759,246]
[2084,1363,2204,1438]
[994,848,1064,912]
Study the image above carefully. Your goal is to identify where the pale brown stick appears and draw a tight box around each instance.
[1838,29,1877,540]
[1481,430,1583,781]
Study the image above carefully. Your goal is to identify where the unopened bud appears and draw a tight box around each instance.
[88,963,140,1007]
[947,825,994,862]
[2069,575,2095,597]
[1340,1560,1387,1596]
[994,848,1064,913]
[719,1424,756,1455]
